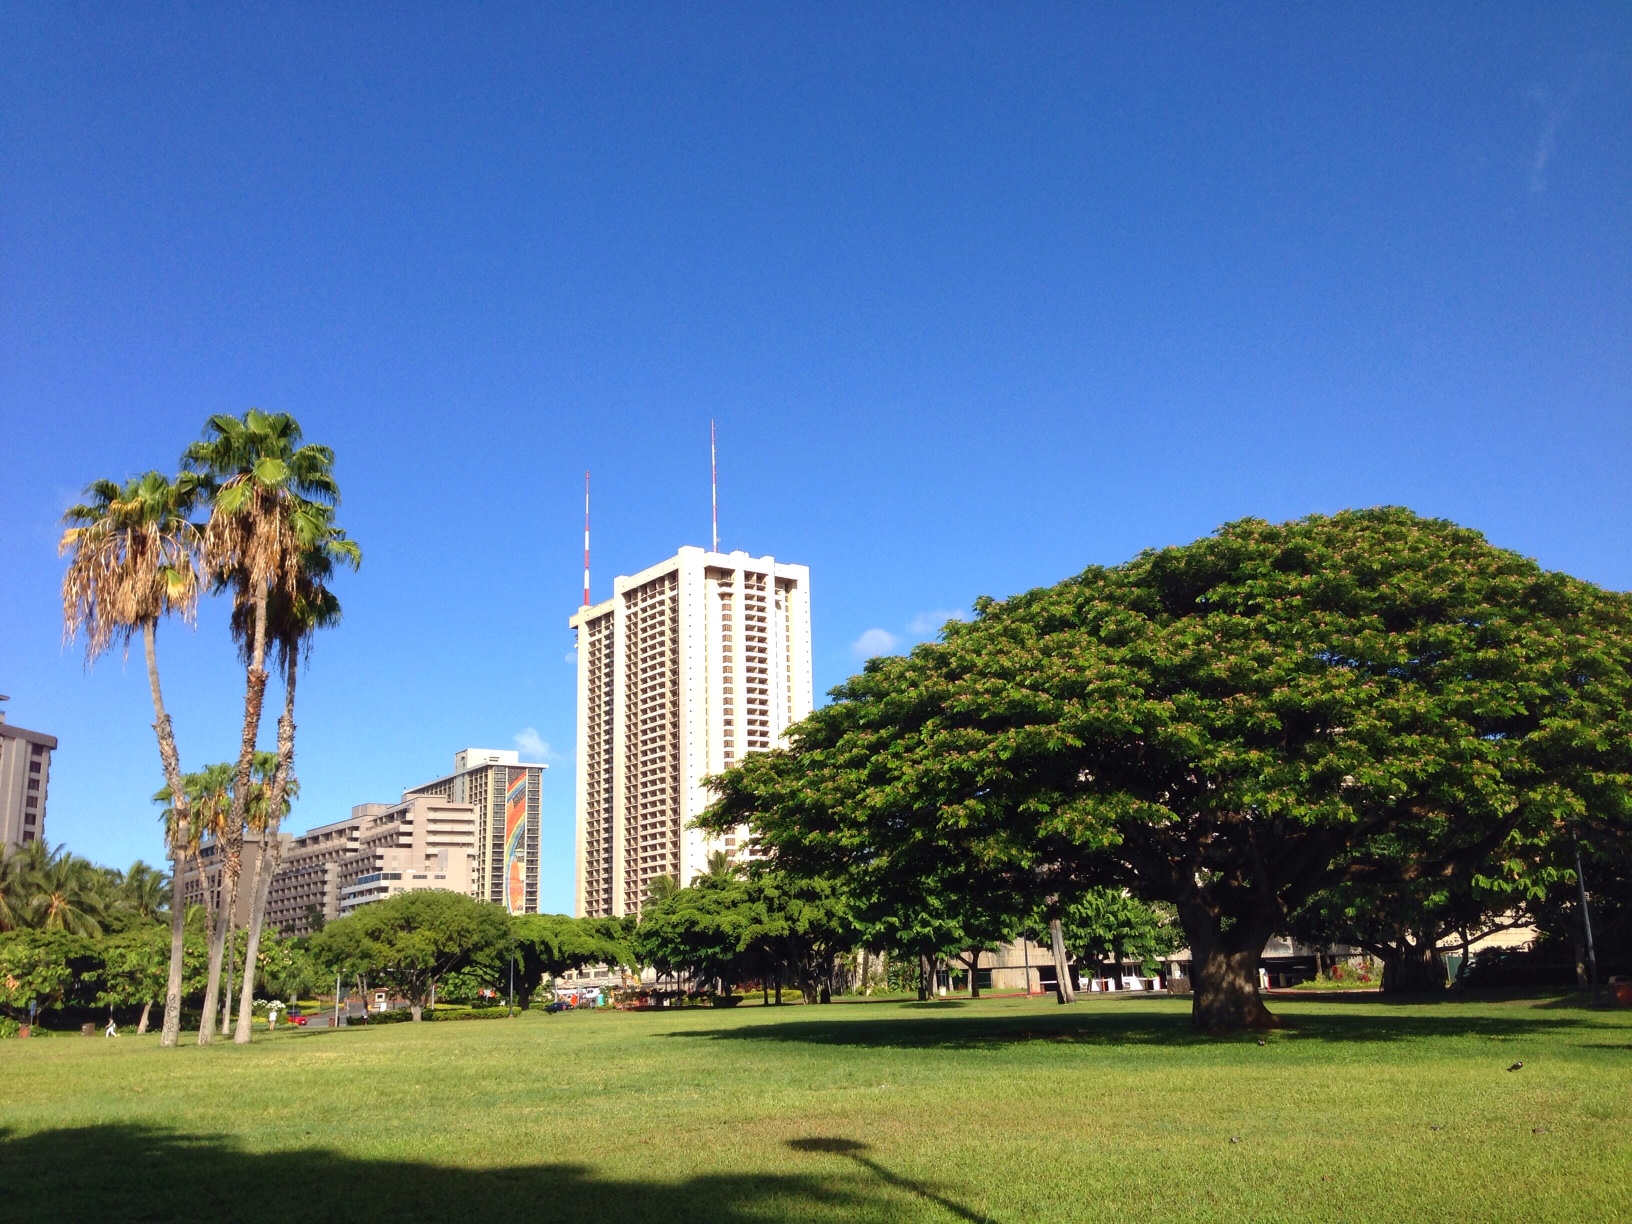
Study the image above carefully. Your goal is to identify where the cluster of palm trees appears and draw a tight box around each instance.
[154,750,299,1038]
[0,841,167,936]
[59,410,359,1047]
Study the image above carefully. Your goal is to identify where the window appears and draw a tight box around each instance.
[29,760,41,774]
[27,780,39,792]
[31,743,44,756]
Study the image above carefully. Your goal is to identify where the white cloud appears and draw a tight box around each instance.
[513,728,563,763]
[1527,71,1589,195]
[850,627,901,660]
[907,608,968,636]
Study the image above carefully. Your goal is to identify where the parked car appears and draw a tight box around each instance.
[285,1008,308,1026]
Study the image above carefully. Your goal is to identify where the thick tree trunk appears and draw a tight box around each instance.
[961,949,982,998]
[137,1000,152,1035]
[1181,903,1282,1032]
[918,953,931,1001]
[235,653,297,1043]
[410,1002,423,1022]
[1381,938,1446,995]
[1049,918,1076,1004]
[142,622,192,1049]
[201,582,269,1044]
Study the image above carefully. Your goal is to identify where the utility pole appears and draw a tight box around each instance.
[508,953,516,1017]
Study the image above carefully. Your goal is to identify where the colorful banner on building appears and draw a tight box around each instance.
[503,767,529,914]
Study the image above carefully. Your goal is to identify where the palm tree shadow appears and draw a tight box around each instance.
[787,1137,995,1223]
[0,1124,909,1223]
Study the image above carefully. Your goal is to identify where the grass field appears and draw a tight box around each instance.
[3,992,1628,1223]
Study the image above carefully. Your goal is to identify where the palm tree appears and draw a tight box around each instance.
[155,762,235,965]
[60,470,202,1047]
[183,409,340,1044]
[0,841,49,931]
[27,845,108,936]
[233,516,355,1043]
[119,861,169,922]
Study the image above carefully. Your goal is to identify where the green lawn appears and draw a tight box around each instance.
[2,993,1628,1223]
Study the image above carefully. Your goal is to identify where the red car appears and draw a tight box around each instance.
[284,1008,308,1026]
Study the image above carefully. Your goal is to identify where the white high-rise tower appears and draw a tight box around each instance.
[570,546,812,918]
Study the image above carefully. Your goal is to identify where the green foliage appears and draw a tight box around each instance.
[309,891,510,1017]
[0,930,100,1016]
[0,920,212,1023]
[633,867,857,1003]
[0,843,173,938]
[1056,888,1181,972]
[706,509,1632,1029]
[634,873,754,990]
[511,914,632,1006]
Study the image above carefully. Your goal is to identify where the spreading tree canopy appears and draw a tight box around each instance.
[708,510,1632,1031]
[310,891,509,1020]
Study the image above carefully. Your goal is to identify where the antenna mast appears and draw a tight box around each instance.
[710,419,719,553]
[583,471,591,607]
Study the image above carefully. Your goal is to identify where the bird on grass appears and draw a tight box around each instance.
[1507,1061,1524,1071]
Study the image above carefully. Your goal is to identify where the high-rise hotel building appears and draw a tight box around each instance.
[570,547,812,918]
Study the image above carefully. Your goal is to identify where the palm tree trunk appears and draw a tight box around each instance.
[200,580,269,1044]
[235,652,297,1043]
[142,621,192,1049]
[199,869,234,1045]
[1049,917,1077,1004]
[222,930,235,1035]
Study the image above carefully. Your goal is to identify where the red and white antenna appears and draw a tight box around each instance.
[710,419,719,553]
[582,471,591,607]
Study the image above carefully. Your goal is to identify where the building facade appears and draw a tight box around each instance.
[336,793,479,915]
[405,749,545,915]
[265,805,379,936]
[177,829,282,928]
[0,699,56,854]
[569,547,813,919]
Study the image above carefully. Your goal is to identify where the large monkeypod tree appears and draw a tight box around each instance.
[709,510,1632,1032]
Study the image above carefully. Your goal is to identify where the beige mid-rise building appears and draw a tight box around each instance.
[337,793,480,914]
[0,698,56,854]
[177,829,283,927]
[406,749,545,915]
[265,805,379,936]
[569,547,813,919]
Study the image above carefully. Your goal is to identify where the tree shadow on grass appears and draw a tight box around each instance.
[0,1124,924,1224]
[666,1003,1609,1051]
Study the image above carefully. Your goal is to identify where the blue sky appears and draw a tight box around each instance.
[2,6,1628,913]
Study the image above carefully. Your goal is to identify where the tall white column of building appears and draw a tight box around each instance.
[570,547,811,918]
